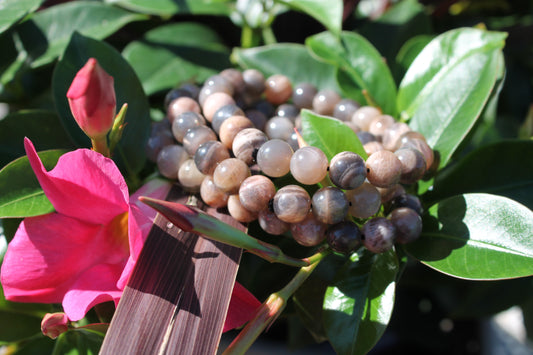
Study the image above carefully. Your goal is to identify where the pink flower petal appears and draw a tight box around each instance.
[62,263,124,321]
[1,211,129,316]
[223,282,262,332]
[24,138,128,225]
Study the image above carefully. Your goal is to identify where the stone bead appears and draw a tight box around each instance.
[326,221,362,254]
[156,144,189,179]
[400,138,434,170]
[329,151,367,190]
[345,182,381,218]
[351,106,381,131]
[290,146,328,185]
[265,116,294,141]
[212,104,245,134]
[382,122,411,151]
[292,82,317,109]
[202,92,235,122]
[227,194,258,223]
[200,175,229,208]
[357,131,377,145]
[194,140,230,175]
[365,150,402,188]
[182,125,217,156]
[275,104,300,122]
[376,184,406,204]
[232,128,268,165]
[388,193,423,216]
[273,185,311,223]
[213,158,251,194]
[220,68,245,94]
[171,111,206,143]
[395,147,427,184]
[244,109,267,131]
[198,75,234,106]
[256,139,293,177]
[146,129,175,163]
[311,186,349,224]
[333,99,360,122]
[363,141,385,156]
[164,87,194,109]
[242,69,265,97]
[312,89,341,116]
[258,209,290,235]
[219,115,255,149]
[179,83,200,101]
[265,74,292,105]
[388,207,422,244]
[368,115,395,140]
[362,217,396,254]
[167,97,201,124]
[286,130,300,151]
[238,175,276,212]
[290,211,327,247]
[178,158,206,192]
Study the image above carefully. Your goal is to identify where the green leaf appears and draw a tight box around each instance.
[232,43,340,92]
[306,31,398,115]
[424,140,533,209]
[52,32,151,175]
[0,149,66,218]
[52,329,104,355]
[0,110,75,168]
[397,28,507,167]
[394,35,433,83]
[0,0,43,34]
[405,193,533,280]
[16,1,147,68]
[323,250,398,355]
[0,310,43,342]
[300,109,367,160]
[276,0,342,35]
[123,23,230,96]
[105,0,231,16]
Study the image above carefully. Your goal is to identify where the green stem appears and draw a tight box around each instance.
[241,25,261,48]
[91,136,110,157]
[262,26,276,45]
[222,248,331,355]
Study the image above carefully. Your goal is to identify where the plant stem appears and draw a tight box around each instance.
[222,248,331,355]
[91,136,110,157]
[262,26,276,45]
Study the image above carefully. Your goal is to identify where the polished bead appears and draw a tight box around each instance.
[376,184,406,204]
[244,109,267,131]
[290,146,328,185]
[290,211,327,247]
[227,194,257,223]
[182,125,217,156]
[232,128,268,165]
[273,185,311,223]
[326,221,362,254]
[194,140,230,175]
[220,68,245,94]
[265,116,294,141]
[363,141,385,156]
[311,186,349,224]
[200,175,229,208]
[167,97,201,124]
[202,92,235,122]
[219,115,254,149]
[265,74,292,105]
[239,175,276,212]
[382,122,411,151]
[388,207,422,244]
[329,151,366,190]
[213,158,251,193]
[333,99,360,122]
[146,129,174,162]
[156,144,189,179]
[171,111,206,143]
[292,82,317,109]
[212,104,245,134]
[351,106,381,131]
[242,69,265,97]
[400,138,434,170]
[164,88,193,109]
[198,75,234,106]
[275,104,300,121]
[258,209,290,235]
[365,150,402,188]
[368,115,395,140]
[362,217,396,253]
[345,182,381,218]
[312,89,341,115]
[395,147,427,184]
[178,158,206,191]
[256,139,293,177]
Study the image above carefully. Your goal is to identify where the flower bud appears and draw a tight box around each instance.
[41,312,69,339]
[67,58,116,140]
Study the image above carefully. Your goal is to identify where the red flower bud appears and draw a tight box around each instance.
[41,312,69,339]
[67,58,116,139]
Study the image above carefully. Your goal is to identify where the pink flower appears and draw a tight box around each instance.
[0,138,260,330]
[66,58,116,140]
[41,312,69,339]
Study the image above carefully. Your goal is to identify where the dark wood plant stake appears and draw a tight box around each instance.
[99,185,244,354]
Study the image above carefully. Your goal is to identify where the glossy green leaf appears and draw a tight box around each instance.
[300,109,367,160]
[323,250,398,355]
[123,23,230,96]
[232,43,340,92]
[0,149,66,218]
[306,31,398,115]
[394,35,433,83]
[52,329,104,355]
[52,32,151,175]
[15,1,147,68]
[424,140,533,209]
[276,0,342,35]
[0,0,43,34]
[105,0,231,16]
[397,28,507,167]
[0,110,75,168]
[405,193,533,280]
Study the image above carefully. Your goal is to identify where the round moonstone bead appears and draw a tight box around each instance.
[194,140,230,175]
[273,185,311,223]
[256,139,293,177]
[290,146,328,185]
[238,175,276,212]
[311,187,349,225]
[290,211,327,247]
[345,182,381,218]
[213,158,251,194]
[328,151,366,190]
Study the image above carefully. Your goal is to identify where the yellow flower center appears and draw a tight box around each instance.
[107,211,130,253]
